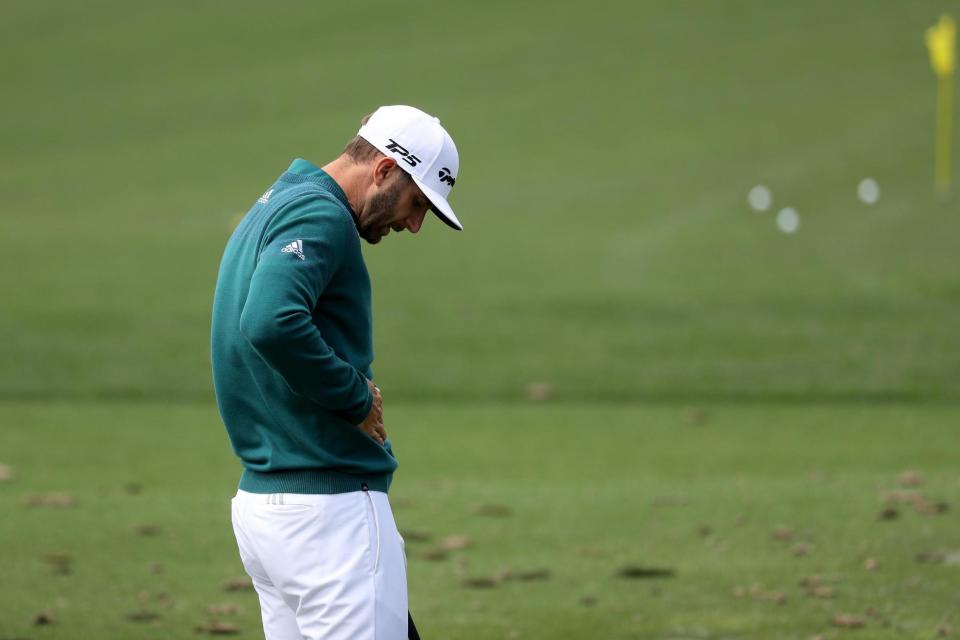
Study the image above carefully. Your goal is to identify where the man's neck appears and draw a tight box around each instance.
[321,156,368,218]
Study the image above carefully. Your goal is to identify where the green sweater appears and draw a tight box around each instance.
[211,158,396,494]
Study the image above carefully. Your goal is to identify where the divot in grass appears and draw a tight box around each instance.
[496,567,551,582]
[616,565,675,579]
[195,620,241,635]
[462,576,498,589]
[33,610,56,625]
[897,470,924,487]
[222,577,253,591]
[124,609,160,623]
[439,535,472,550]
[747,583,787,605]
[136,591,174,608]
[877,506,899,520]
[123,482,143,495]
[21,492,76,508]
[42,553,72,576]
[132,523,163,537]
[772,526,794,541]
[525,382,553,402]
[683,407,709,425]
[398,529,432,542]
[418,547,449,561]
[832,613,866,629]
[470,503,513,517]
[206,603,241,616]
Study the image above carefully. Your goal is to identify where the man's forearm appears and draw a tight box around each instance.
[239,305,372,423]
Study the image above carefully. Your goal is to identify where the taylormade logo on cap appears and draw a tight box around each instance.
[357,105,463,231]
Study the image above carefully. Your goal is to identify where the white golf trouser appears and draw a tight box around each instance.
[231,489,407,640]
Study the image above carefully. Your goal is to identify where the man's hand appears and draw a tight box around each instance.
[357,379,387,445]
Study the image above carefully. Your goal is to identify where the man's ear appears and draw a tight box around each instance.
[372,156,399,187]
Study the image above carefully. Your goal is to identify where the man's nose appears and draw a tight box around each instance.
[404,209,426,234]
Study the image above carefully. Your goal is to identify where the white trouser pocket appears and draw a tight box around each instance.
[362,485,382,575]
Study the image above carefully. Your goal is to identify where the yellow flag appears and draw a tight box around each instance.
[926,14,955,77]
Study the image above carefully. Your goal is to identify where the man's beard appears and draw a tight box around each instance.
[357,180,405,244]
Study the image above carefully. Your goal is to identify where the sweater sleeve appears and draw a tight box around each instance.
[238,199,372,424]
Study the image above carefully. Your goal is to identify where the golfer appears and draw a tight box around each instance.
[211,105,461,639]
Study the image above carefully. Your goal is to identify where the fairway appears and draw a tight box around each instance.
[2,0,959,405]
[2,0,959,638]
[1,402,958,639]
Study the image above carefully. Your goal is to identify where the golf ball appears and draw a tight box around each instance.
[776,208,799,234]
[748,185,772,212]
[857,178,880,205]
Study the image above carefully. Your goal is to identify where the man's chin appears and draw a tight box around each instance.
[359,228,385,244]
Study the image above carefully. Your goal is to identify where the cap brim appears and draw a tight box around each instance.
[412,176,462,231]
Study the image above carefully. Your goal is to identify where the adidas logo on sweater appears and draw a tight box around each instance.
[280,240,305,261]
[257,189,274,204]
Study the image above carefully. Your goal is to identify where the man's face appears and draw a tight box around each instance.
[356,168,430,244]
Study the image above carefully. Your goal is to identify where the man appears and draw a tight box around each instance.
[211,105,461,640]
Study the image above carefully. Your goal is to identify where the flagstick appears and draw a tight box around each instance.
[935,72,953,197]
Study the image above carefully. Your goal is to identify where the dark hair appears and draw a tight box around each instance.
[340,113,413,183]
[341,113,382,163]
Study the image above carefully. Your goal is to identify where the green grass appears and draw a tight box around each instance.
[1,402,958,639]
[1,1,959,637]
[0,0,957,403]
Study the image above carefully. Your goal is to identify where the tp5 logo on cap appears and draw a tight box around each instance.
[357,105,463,231]
[384,139,421,167]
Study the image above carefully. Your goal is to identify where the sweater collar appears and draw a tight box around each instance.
[286,158,354,216]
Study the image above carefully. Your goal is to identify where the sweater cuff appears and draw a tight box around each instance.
[343,381,374,425]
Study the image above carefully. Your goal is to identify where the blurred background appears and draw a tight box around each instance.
[1,1,958,638]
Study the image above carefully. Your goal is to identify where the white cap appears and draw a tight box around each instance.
[357,105,462,231]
